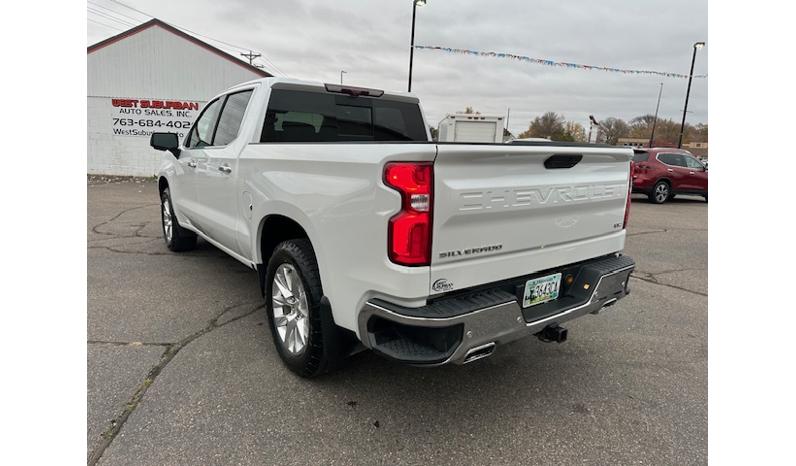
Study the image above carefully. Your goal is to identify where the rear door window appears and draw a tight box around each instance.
[658,153,687,167]
[260,88,427,142]
[213,90,253,146]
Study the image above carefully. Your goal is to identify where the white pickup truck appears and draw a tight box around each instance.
[150,78,635,377]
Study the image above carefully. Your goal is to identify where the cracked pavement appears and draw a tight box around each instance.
[88,181,707,465]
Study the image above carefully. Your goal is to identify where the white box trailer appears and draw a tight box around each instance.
[437,113,505,143]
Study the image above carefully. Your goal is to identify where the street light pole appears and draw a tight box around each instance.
[678,42,705,148]
[649,82,663,147]
[408,0,426,92]
[340,70,347,85]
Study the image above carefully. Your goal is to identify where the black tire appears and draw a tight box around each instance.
[649,181,670,204]
[160,187,197,252]
[265,239,347,378]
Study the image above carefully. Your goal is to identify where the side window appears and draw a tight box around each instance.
[633,151,649,162]
[213,90,254,146]
[658,153,686,167]
[186,98,223,149]
[684,155,704,170]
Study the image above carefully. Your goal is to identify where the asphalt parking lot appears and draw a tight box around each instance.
[88,178,707,465]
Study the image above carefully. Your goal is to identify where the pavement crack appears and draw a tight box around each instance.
[88,340,172,347]
[87,301,264,466]
[626,229,668,237]
[91,203,158,237]
[630,274,708,297]
[87,245,215,258]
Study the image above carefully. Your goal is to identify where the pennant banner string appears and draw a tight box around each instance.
[415,45,707,79]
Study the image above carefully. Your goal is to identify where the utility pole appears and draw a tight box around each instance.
[240,50,261,65]
[340,70,347,85]
[649,82,663,148]
[505,107,511,136]
[678,42,705,148]
[408,0,427,92]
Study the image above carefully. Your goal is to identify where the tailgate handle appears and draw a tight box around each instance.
[544,154,583,169]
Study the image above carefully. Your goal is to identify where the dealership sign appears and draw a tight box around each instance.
[110,98,201,138]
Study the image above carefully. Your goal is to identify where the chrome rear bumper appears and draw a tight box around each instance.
[357,254,634,366]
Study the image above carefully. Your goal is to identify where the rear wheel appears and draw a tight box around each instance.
[265,239,347,377]
[160,187,197,251]
[649,181,670,204]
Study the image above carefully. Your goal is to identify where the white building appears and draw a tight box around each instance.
[87,19,270,176]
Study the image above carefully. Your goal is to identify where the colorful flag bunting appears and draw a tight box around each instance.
[414,45,707,79]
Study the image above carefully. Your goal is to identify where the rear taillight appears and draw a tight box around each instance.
[384,162,433,266]
[623,163,633,229]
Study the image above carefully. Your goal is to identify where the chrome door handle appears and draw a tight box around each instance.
[667,168,673,172]
[186,160,197,168]
[689,171,695,175]
[218,165,232,174]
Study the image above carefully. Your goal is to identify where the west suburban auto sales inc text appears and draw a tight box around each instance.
[111,98,199,138]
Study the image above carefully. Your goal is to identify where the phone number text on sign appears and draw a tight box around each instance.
[110,98,201,138]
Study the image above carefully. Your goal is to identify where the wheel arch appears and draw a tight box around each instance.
[255,213,317,296]
[654,177,673,187]
[158,175,169,193]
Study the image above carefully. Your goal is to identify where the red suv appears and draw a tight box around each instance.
[632,148,708,204]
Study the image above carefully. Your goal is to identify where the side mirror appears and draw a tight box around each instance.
[150,132,181,158]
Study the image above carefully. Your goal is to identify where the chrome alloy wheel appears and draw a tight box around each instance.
[162,197,173,242]
[655,183,669,203]
[271,263,310,355]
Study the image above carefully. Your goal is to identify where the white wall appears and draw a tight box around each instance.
[87,24,265,176]
[88,96,206,176]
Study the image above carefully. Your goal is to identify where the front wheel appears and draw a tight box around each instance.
[649,181,670,204]
[160,187,197,251]
[265,239,347,377]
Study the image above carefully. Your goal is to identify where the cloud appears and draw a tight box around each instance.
[88,0,707,133]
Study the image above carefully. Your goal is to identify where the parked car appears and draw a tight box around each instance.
[149,78,635,377]
[632,148,708,203]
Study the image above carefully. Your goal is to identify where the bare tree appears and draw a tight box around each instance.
[596,117,630,145]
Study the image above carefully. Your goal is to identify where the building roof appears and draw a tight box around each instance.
[87,18,271,78]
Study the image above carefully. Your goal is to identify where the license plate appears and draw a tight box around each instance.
[522,273,562,308]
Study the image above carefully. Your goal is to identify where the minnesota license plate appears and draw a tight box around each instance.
[522,273,562,308]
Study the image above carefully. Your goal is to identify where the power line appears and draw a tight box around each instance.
[88,17,125,33]
[88,1,147,24]
[87,7,138,28]
[105,0,288,76]
[241,50,262,65]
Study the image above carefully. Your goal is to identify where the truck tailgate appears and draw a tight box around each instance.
[430,144,632,294]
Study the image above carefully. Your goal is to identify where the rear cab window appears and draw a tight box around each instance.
[632,151,649,162]
[260,87,428,142]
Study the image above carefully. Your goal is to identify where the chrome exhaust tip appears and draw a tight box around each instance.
[463,342,496,364]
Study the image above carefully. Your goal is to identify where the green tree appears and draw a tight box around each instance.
[519,112,567,140]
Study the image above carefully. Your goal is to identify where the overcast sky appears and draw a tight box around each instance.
[87,0,708,135]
